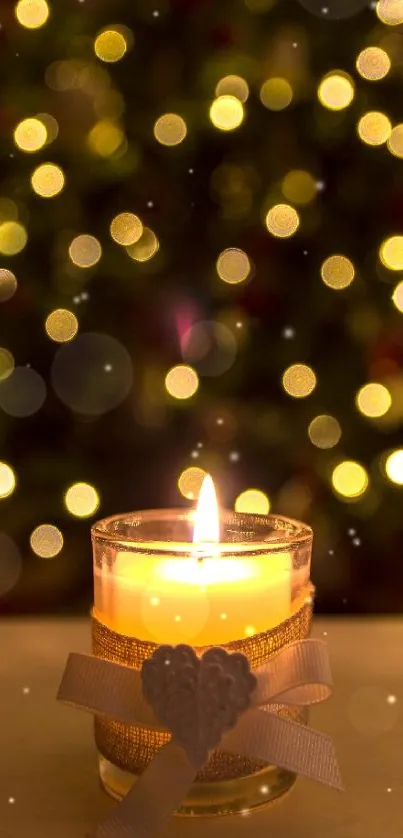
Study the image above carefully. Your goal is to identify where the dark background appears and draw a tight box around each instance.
[0,0,402,616]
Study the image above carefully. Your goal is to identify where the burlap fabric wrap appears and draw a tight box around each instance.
[92,596,313,783]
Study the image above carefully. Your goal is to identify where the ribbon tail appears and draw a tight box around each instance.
[96,742,198,838]
[222,709,343,791]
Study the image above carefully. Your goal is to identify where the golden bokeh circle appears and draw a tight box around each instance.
[392,280,403,312]
[88,121,124,157]
[65,482,100,518]
[0,269,17,302]
[110,213,143,246]
[45,309,79,343]
[356,47,391,81]
[154,114,187,146]
[265,204,300,238]
[69,234,102,268]
[94,29,127,63]
[308,415,341,449]
[235,489,270,514]
[387,124,403,158]
[321,255,355,290]
[282,170,316,205]
[31,162,65,198]
[385,449,403,485]
[332,461,369,499]
[216,248,251,284]
[318,72,355,111]
[15,0,49,28]
[380,235,403,270]
[14,117,47,152]
[0,348,15,381]
[376,0,403,25]
[178,466,207,500]
[357,111,392,146]
[0,222,27,256]
[165,365,199,400]
[30,524,63,558]
[209,96,244,131]
[0,462,16,498]
[282,364,317,398]
[126,228,159,262]
[260,78,293,111]
[215,75,249,103]
[356,383,392,418]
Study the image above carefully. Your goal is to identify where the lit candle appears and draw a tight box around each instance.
[94,475,294,645]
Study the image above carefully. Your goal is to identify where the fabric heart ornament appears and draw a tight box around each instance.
[142,644,257,766]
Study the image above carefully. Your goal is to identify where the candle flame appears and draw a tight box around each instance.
[193,474,220,545]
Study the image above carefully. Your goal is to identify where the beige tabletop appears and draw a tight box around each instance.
[0,617,402,838]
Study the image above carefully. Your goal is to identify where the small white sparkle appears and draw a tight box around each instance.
[81,291,89,300]
[191,450,199,459]
[387,695,397,705]
[352,537,361,547]
[322,6,329,13]
[236,321,243,328]
[16,53,19,57]
[323,631,328,637]
[174,615,181,623]
[152,9,160,16]
[217,417,224,425]
[229,451,240,462]
[240,808,251,817]
[196,442,203,449]
[260,784,270,794]
[188,168,194,174]
[328,549,334,555]
[104,364,112,372]
[370,1,377,8]
[164,659,171,666]
[282,326,295,339]
[220,613,228,621]
[73,295,80,304]
[147,201,154,208]
[316,180,326,192]
[9,154,14,158]
[348,528,356,537]
[22,687,30,695]
[303,250,308,255]
[387,787,392,793]
[8,798,15,805]
[292,42,298,48]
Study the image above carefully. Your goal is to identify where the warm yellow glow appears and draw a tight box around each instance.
[165,364,199,399]
[126,227,159,262]
[332,461,369,499]
[357,111,392,145]
[0,198,18,223]
[356,383,392,417]
[154,114,187,146]
[94,29,127,63]
[318,72,355,111]
[282,170,316,205]
[193,474,220,545]
[69,234,102,268]
[65,482,100,518]
[265,204,299,238]
[235,488,270,515]
[45,309,78,343]
[31,162,65,198]
[215,75,249,103]
[308,415,341,449]
[209,96,244,131]
[14,117,47,152]
[377,0,403,25]
[0,269,17,302]
[321,254,355,290]
[385,449,403,484]
[0,462,16,498]
[282,364,317,398]
[380,235,403,270]
[110,213,143,246]
[392,280,403,311]
[356,47,391,80]
[216,248,251,284]
[15,0,49,29]
[30,524,63,558]
[260,78,293,111]
[88,120,124,157]
[178,466,207,500]
[0,348,15,381]
[0,222,27,256]
[387,124,403,158]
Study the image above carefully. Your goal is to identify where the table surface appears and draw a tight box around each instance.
[1,617,402,838]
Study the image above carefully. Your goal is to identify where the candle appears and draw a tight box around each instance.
[94,475,296,645]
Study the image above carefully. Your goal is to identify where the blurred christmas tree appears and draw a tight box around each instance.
[0,0,403,615]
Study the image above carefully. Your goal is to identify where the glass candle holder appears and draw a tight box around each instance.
[92,508,313,816]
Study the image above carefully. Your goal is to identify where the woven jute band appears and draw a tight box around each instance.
[92,595,313,783]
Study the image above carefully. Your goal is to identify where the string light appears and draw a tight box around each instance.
[0,462,16,499]
[209,96,244,131]
[392,280,403,311]
[282,364,317,398]
[110,213,143,246]
[31,163,65,197]
[387,124,403,158]
[87,120,124,157]
[356,47,391,80]
[357,111,392,145]
[216,248,251,284]
[15,0,49,29]
[30,524,63,558]
[308,415,341,449]
[45,309,79,343]
[126,228,159,262]
[65,482,100,517]
[385,449,403,484]
[94,29,128,63]
[0,269,17,302]
[260,78,293,111]
[154,114,187,146]
[332,461,369,499]
[235,489,270,514]
[356,383,392,418]
[68,234,102,268]
[376,0,403,25]
[265,204,300,238]
[379,235,403,270]
[178,466,207,499]
[14,117,47,152]
[281,170,317,205]
[321,255,355,289]
[0,348,15,380]
[215,75,249,102]
[0,222,27,255]
[317,72,355,110]
[165,365,199,399]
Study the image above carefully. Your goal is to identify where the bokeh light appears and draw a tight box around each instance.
[69,234,102,268]
[0,462,17,499]
[65,482,100,517]
[265,204,300,238]
[356,47,391,81]
[88,120,124,157]
[0,533,22,597]
[30,524,63,558]
[380,235,403,270]
[282,364,317,398]
[216,248,251,284]
[332,461,369,499]
[126,228,159,261]
[165,365,199,399]
[387,124,403,158]
[392,280,403,311]
[14,117,47,152]
[235,489,270,514]
[0,222,27,256]
[45,309,78,343]
[318,72,355,110]
[0,367,46,417]
[15,0,49,29]
[321,255,355,290]
[94,29,127,63]
[31,163,65,198]
[308,415,341,449]
[298,0,368,18]
[215,75,249,102]
[356,383,392,418]
[357,111,392,146]
[0,269,17,302]
[209,96,244,131]
[178,466,207,499]
[282,170,317,205]
[154,114,187,146]
[376,0,403,25]
[110,212,143,246]
[181,321,237,376]
[0,349,15,381]
[260,78,293,111]
[385,449,403,485]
